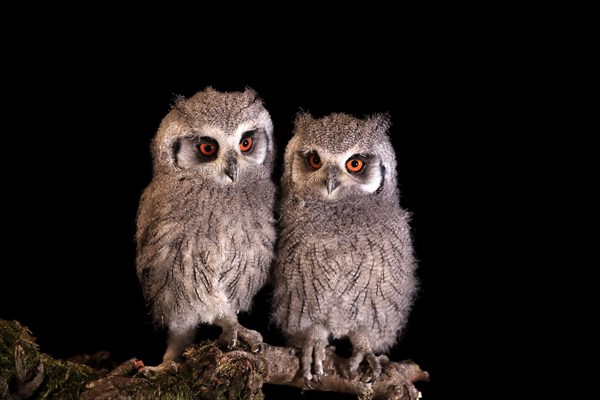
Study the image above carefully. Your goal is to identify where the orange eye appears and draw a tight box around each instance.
[346,158,365,173]
[308,154,322,170]
[199,143,217,156]
[240,137,253,152]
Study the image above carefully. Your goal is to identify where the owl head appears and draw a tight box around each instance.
[282,112,398,201]
[150,87,274,185]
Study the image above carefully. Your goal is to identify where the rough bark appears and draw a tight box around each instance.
[1,320,429,400]
[263,344,428,399]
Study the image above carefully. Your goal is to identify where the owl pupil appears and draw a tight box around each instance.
[351,160,359,168]
[243,140,249,147]
[205,145,212,151]
[313,156,320,164]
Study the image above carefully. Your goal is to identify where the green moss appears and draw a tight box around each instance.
[0,319,39,380]
[37,355,101,400]
[185,342,265,400]
[1,321,266,400]
[126,367,194,400]
[0,319,101,399]
[121,342,266,399]
[1,319,42,397]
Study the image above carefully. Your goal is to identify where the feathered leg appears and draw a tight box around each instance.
[348,328,386,382]
[140,324,196,376]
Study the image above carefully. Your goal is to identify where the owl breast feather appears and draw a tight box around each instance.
[137,179,275,327]
[274,197,416,351]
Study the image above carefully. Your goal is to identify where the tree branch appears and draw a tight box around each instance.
[1,320,429,400]
[262,343,429,399]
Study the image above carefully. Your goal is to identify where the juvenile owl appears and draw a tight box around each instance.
[272,112,418,386]
[136,87,276,373]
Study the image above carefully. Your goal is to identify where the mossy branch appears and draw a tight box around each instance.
[1,320,428,400]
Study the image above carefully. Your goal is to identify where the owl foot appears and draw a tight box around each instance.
[217,328,238,350]
[237,325,263,353]
[217,323,263,353]
[300,338,326,389]
[138,360,180,377]
[348,351,387,383]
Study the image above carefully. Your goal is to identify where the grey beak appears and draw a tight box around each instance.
[224,153,239,183]
[326,166,341,194]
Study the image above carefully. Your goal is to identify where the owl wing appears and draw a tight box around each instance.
[135,185,191,299]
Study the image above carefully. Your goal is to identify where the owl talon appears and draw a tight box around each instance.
[217,330,238,350]
[313,339,325,384]
[348,366,358,380]
[227,338,237,350]
[237,326,263,352]
[315,369,324,383]
[169,362,179,375]
[253,342,264,354]
[348,349,382,382]
[348,353,362,380]
[365,351,382,382]
[367,368,381,383]
[247,342,261,353]
[303,374,314,390]
[138,360,180,377]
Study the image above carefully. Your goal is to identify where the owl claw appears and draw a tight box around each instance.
[303,374,314,390]
[299,335,326,388]
[365,364,381,383]
[217,330,238,350]
[348,349,382,382]
[138,360,180,377]
[301,362,314,389]
[314,356,324,383]
[246,342,261,353]
[315,369,324,383]
[237,326,263,353]
[253,342,264,354]
[227,339,237,350]
[348,366,358,380]
[365,352,382,382]
[228,336,238,350]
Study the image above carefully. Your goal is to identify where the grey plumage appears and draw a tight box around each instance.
[272,112,418,384]
[136,87,276,372]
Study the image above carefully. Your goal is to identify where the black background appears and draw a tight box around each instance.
[0,36,500,399]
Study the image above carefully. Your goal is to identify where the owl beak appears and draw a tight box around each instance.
[326,167,341,194]
[224,154,239,183]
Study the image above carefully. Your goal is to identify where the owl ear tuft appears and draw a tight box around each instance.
[171,94,188,113]
[293,111,313,135]
[243,86,258,97]
[242,86,264,107]
[367,113,392,135]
